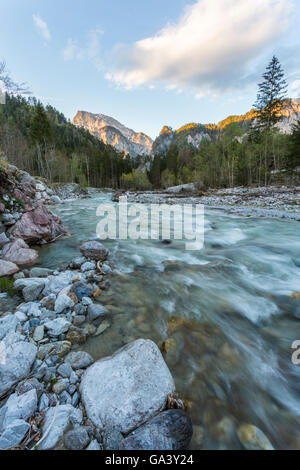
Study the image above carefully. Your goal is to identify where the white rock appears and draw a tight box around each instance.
[0,342,37,395]
[0,260,19,277]
[0,419,30,449]
[80,339,175,434]
[0,389,37,431]
[44,318,71,337]
[38,405,83,450]
[54,294,75,314]
[33,325,44,342]
[0,314,19,341]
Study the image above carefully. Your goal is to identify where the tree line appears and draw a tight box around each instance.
[145,56,300,190]
[0,64,136,189]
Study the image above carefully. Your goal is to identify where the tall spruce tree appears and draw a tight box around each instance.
[254,56,288,131]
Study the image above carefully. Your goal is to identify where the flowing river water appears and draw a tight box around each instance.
[28,194,300,449]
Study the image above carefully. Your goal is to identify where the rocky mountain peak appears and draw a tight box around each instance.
[73,111,153,158]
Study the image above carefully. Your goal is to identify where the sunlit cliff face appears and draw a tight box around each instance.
[72,111,153,157]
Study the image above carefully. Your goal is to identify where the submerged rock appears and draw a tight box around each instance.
[237,424,274,450]
[120,410,193,450]
[80,339,175,434]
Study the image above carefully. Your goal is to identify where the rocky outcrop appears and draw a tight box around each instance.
[0,163,70,270]
[80,339,175,434]
[73,111,153,157]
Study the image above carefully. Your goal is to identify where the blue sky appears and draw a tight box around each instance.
[1,0,300,138]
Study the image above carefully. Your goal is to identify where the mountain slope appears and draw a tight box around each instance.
[73,111,153,157]
[153,98,300,156]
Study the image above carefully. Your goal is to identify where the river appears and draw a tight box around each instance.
[34,194,300,449]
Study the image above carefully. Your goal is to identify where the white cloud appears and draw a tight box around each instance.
[33,14,51,42]
[291,79,300,97]
[106,0,292,96]
[63,29,103,70]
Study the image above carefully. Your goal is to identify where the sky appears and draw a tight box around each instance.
[1,0,300,139]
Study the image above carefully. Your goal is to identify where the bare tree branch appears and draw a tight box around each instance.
[0,60,31,95]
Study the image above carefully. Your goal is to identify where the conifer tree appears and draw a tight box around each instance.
[254,56,287,131]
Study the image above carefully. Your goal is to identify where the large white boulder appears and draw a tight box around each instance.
[80,339,175,434]
[0,260,19,277]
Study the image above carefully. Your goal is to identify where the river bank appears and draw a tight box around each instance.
[120,185,300,221]
[1,173,300,450]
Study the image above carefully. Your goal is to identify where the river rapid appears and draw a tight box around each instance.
[34,194,300,450]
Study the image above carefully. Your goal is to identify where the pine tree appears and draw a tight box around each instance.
[254,56,287,131]
[30,103,52,145]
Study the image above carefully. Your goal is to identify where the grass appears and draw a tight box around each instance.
[0,277,15,297]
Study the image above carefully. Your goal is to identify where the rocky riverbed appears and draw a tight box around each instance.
[1,166,298,451]
[0,240,193,450]
[120,185,300,221]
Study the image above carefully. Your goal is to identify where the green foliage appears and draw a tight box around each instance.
[288,120,300,169]
[0,277,15,297]
[120,170,152,191]
[0,94,135,188]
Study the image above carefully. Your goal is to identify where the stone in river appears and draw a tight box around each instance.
[237,423,274,450]
[80,339,175,434]
[64,351,94,369]
[120,409,193,450]
[80,241,108,261]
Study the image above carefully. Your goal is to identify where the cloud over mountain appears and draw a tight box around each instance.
[106,0,292,96]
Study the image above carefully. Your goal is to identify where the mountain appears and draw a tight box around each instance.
[153,98,300,156]
[73,111,153,158]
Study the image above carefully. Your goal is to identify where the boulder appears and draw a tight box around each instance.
[16,378,44,399]
[120,410,193,450]
[0,389,37,431]
[0,342,37,395]
[0,419,30,449]
[0,260,19,277]
[2,238,39,265]
[80,241,108,261]
[8,204,68,244]
[80,339,175,434]
[0,202,5,214]
[65,351,93,369]
[43,271,76,297]
[14,278,45,302]
[38,405,83,450]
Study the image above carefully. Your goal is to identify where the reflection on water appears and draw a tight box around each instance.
[35,195,300,449]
